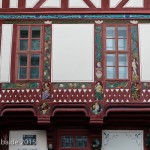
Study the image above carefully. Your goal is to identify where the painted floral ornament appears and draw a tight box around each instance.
[95,20,103,24]
[130,20,138,24]
[44,20,52,24]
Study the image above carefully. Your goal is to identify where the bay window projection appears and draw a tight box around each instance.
[105,26,129,79]
[52,24,94,82]
[16,26,42,80]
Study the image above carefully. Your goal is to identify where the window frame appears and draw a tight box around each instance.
[103,24,131,81]
[57,129,89,150]
[15,25,44,82]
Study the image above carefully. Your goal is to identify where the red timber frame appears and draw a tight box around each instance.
[0,0,149,14]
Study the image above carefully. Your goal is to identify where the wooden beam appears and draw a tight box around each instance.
[18,0,26,8]
[116,0,129,8]
[33,0,47,9]
[102,0,109,8]
[145,0,150,8]
[2,0,9,8]
[61,0,69,9]
[83,0,96,8]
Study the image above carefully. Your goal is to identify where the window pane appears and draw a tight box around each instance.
[18,55,27,66]
[76,136,87,148]
[30,67,39,79]
[20,27,28,38]
[106,27,115,38]
[32,27,40,38]
[118,27,127,38]
[119,54,128,66]
[106,67,116,79]
[61,136,73,148]
[106,54,116,66]
[18,67,27,79]
[119,67,128,79]
[31,39,40,50]
[31,54,40,66]
[106,39,115,50]
[118,39,127,50]
[20,40,28,50]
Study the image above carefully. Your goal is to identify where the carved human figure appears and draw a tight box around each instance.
[131,83,140,100]
[95,82,103,100]
[92,139,101,150]
[97,61,102,68]
[91,102,101,114]
[39,102,49,114]
[132,57,138,77]
[42,82,50,100]
[96,68,102,79]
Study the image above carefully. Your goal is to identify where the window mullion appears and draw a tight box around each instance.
[16,26,20,79]
[39,26,42,80]
[127,25,130,79]
[115,26,119,80]
[27,26,32,80]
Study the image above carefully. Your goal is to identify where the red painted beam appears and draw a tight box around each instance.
[102,0,109,8]
[18,0,26,8]
[83,0,96,8]
[116,0,129,8]
[33,0,47,9]
[105,108,150,117]
[1,108,36,116]
[2,0,9,8]
[52,108,89,117]
[61,0,68,9]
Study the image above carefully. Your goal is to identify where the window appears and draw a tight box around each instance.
[58,129,89,150]
[105,25,129,79]
[16,26,43,80]
[61,136,88,148]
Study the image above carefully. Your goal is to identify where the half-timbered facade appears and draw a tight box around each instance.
[0,0,150,150]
